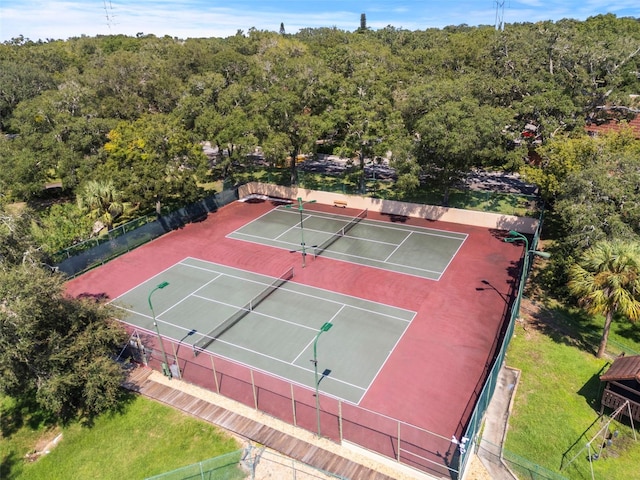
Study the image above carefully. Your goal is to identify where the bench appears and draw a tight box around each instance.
[333,200,347,208]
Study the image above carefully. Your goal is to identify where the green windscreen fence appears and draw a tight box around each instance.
[55,188,238,278]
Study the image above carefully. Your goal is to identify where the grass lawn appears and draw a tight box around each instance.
[505,297,640,479]
[1,393,242,480]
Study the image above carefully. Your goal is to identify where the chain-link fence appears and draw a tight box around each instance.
[458,207,546,474]
[477,440,570,480]
[54,188,238,278]
[144,450,244,480]
[144,446,347,480]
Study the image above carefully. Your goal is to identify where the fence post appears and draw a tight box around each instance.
[291,384,297,426]
[397,421,401,461]
[210,355,220,393]
[250,369,258,410]
[338,400,343,442]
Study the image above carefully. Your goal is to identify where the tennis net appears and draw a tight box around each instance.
[314,209,367,258]
[193,267,294,356]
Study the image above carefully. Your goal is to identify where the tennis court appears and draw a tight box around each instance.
[67,196,526,478]
[113,257,414,404]
[227,205,467,280]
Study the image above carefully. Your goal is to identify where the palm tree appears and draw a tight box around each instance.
[77,179,125,231]
[568,240,640,358]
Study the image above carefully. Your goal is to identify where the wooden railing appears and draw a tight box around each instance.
[601,388,640,421]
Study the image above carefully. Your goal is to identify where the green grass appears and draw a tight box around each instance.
[1,393,242,480]
[505,298,640,479]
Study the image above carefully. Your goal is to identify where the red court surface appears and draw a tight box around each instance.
[66,199,522,476]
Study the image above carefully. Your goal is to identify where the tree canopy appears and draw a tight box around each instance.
[0,205,127,422]
[568,240,640,357]
[2,15,639,214]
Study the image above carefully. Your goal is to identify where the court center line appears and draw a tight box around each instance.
[180,261,291,291]
[113,272,225,334]
[114,305,201,337]
[155,273,224,318]
[292,305,346,365]
[274,213,312,242]
[191,292,321,333]
[384,231,413,262]
[231,221,461,277]
[326,239,445,275]
[278,206,468,239]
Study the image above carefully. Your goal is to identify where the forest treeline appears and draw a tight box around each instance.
[1,14,640,264]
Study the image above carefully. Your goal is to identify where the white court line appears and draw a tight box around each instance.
[114,305,197,337]
[274,213,311,242]
[191,292,319,333]
[111,261,183,301]
[361,313,411,394]
[181,258,414,320]
[184,256,416,315]
[210,334,367,393]
[292,305,346,365]
[156,273,223,317]
[116,257,415,401]
[228,209,467,279]
[384,231,413,262]
[180,260,290,290]
[277,206,468,239]
[326,236,444,275]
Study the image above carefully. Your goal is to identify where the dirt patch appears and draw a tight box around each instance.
[25,428,62,462]
[520,298,579,341]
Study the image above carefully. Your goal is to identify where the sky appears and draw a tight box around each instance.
[1,1,639,42]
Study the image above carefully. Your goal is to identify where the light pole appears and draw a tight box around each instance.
[312,321,333,437]
[148,281,171,379]
[504,230,550,319]
[286,197,317,267]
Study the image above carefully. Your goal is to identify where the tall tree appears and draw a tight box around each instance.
[250,34,334,185]
[568,240,640,358]
[0,264,127,421]
[413,95,512,205]
[77,179,126,230]
[0,206,127,421]
[100,114,210,214]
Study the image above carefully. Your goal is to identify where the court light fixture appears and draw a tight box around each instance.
[312,321,333,437]
[286,197,317,267]
[148,281,172,379]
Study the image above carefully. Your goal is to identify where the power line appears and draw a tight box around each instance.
[104,0,117,30]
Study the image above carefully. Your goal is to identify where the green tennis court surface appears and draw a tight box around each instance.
[113,258,414,404]
[227,206,467,280]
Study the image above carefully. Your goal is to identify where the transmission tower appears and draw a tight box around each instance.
[495,1,505,31]
[104,0,116,30]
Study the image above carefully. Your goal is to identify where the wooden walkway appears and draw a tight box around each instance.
[123,367,398,480]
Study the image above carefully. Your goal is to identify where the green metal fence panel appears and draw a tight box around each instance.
[144,450,245,480]
[55,189,239,278]
[503,448,570,480]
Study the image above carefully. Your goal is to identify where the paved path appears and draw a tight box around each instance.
[476,365,520,480]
